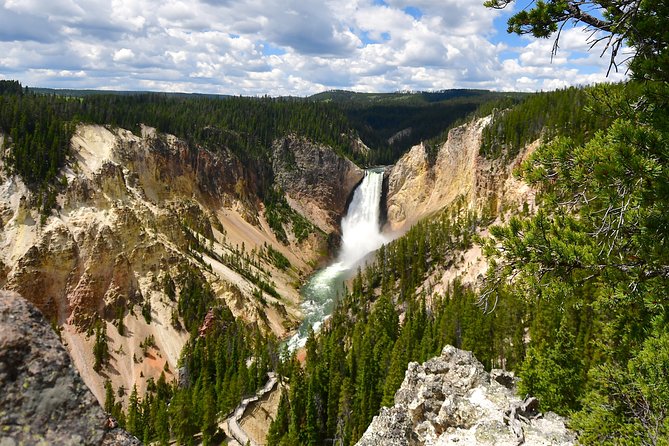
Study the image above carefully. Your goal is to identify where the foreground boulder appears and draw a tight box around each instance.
[0,290,139,446]
[356,345,576,446]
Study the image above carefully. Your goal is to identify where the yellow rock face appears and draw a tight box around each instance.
[386,117,491,232]
[386,116,536,233]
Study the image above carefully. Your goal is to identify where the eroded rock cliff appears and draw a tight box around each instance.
[0,124,361,410]
[0,290,139,446]
[356,345,575,446]
[384,117,538,295]
[272,135,364,233]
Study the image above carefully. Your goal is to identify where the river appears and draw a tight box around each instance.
[287,168,388,350]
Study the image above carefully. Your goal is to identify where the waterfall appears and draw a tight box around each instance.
[339,169,387,268]
[287,168,387,350]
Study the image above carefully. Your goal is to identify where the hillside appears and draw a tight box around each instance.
[265,79,669,446]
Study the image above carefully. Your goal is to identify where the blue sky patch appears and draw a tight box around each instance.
[261,42,287,56]
[403,6,423,20]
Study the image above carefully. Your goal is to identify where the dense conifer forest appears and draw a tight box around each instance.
[313,89,526,164]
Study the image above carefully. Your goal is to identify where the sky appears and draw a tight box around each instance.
[0,0,629,95]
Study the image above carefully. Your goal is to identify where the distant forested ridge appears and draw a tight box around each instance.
[312,89,527,164]
[0,86,359,186]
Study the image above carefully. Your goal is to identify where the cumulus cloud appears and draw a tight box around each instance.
[113,48,135,62]
[0,0,628,94]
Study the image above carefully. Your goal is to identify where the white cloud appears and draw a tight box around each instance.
[113,48,135,62]
[4,0,84,19]
[0,0,628,94]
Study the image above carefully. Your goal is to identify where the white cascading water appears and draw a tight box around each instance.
[287,169,388,350]
[338,169,388,269]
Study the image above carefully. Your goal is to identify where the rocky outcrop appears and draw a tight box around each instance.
[385,117,536,232]
[0,290,139,446]
[356,345,576,446]
[272,135,364,233]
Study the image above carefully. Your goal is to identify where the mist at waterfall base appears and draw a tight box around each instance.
[287,169,388,351]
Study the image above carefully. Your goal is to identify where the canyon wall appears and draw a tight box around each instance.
[272,135,364,233]
[384,116,539,296]
[386,116,537,233]
[0,124,360,408]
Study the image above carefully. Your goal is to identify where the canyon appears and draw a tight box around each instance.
[0,111,541,444]
[0,123,362,408]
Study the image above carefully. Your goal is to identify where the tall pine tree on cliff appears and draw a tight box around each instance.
[482,0,669,442]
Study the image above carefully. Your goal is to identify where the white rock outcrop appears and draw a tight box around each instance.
[356,345,576,446]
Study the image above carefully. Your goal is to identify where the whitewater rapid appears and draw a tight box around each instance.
[287,168,388,350]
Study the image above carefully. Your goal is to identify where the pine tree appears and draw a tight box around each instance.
[200,372,216,446]
[93,322,109,372]
[127,385,140,436]
[104,379,115,414]
[382,336,408,407]
[518,327,584,414]
[477,1,669,437]
[170,389,196,446]
[153,399,170,446]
